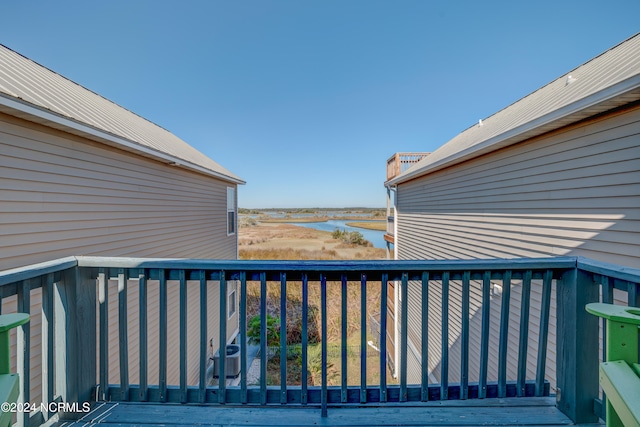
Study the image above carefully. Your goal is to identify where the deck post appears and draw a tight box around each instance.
[556,267,599,424]
[55,266,97,420]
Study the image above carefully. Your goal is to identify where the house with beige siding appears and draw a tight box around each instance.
[384,34,640,387]
[0,45,244,402]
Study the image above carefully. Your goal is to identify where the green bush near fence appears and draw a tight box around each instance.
[247,314,280,346]
[331,228,371,246]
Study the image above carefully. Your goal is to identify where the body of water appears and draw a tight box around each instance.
[264,211,375,219]
[286,219,389,249]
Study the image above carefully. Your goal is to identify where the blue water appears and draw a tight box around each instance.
[286,220,389,249]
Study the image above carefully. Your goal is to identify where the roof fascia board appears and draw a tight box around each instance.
[0,93,246,185]
[388,73,640,186]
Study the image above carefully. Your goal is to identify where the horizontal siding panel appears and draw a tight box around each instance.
[0,116,237,271]
[402,114,640,195]
[396,105,640,392]
[396,214,639,234]
[400,215,640,256]
[1,217,225,247]
[0,117,223,194]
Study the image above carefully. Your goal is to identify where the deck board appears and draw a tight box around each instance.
[54,397,599,426]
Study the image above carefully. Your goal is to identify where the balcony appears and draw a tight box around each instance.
[386,152,430,181]
[2,256,638,426]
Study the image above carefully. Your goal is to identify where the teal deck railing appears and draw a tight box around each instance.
[1,256,639,426]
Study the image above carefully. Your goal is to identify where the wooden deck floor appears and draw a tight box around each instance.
[54,397,602,426]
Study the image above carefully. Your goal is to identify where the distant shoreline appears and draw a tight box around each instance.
[258,216,382,224]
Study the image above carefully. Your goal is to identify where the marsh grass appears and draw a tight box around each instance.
[246,279,393,386]
[345,221,386,231]
[240,248,342,260]
[240,221,393,386]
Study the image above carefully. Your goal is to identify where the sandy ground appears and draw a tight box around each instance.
[239,222,387,260]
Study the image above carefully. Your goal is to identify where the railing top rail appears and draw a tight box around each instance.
[0,256,78,287]
[75,255,578,272]
[386,152,430,164]
[577,256,640,284]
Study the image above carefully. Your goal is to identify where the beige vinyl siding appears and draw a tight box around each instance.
[1,112,239,403]
[0,112,237,270]
[397,105,640,265]
[395,105,640,389]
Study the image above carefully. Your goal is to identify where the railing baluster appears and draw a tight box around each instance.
[159,269,167,403]
[498,270,511,398]
[321,274,328,417]
[628,280,639,307]
[400,272,408,402]
[98,268,108,401]
[421,272,429,402]
[279,272,287,404]
[259,272,267,405]
[341,274,347,403]
[219,271,227,404]
[601,276,612,373]
[461,271,470,400]
[240,271,248,404]
[479,271,491,399]
[602,276,613,303]
[517,270,532,397]
[301,273,308,405]
[179,269,187,403]
[17,279,30,427]
[629,281,640,362]
[535,270,552,397]
[117,269,129,401]
[360,273,367,404]
[139,270,148,402]
[441,271,449,400]
[198,270,207,404]
[42,273,55,417]
[379,273,388,403]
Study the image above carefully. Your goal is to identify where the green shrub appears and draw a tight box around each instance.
[332,228,370,246]
[247,314,280,346]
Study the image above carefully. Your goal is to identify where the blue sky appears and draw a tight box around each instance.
[2,1,639,208]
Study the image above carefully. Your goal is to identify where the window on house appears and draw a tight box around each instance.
[227,187,236,235]
[228,288,237,318]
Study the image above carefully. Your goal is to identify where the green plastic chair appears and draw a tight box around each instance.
[0,313,30,427]
[586,303,640,427]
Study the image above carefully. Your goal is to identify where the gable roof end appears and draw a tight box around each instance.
[0,45,244,185]
[387,32,640,186]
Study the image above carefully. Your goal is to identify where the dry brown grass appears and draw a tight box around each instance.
[239,222,386,260]
[239,220,393,386]
[346,221,386,231]
[240,248,341,260]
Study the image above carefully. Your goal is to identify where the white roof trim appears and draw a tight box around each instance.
[387,72,640,186]
[0,92,246,185]
[387,33,640,186]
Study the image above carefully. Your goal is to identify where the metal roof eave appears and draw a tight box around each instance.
[386,73,640,187]
[0,93,246,185]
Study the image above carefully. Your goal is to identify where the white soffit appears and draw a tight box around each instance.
[389,33,640,185]
[0,45,244,185]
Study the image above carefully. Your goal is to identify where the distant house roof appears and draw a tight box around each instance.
[0,45,244,185]
[387,32,640,186]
